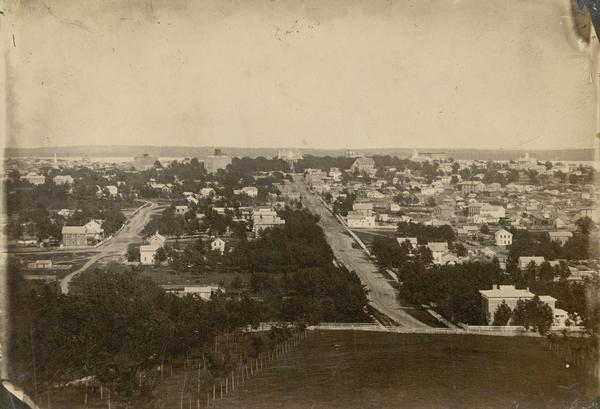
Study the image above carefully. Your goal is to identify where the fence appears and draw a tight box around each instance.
[309,323,547,337]
[546,335,600,381]
[53,329,311,409]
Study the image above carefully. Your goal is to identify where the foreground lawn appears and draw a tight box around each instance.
[216,331,596,409]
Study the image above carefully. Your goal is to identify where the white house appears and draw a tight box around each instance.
[53,175,74,185]
[211,238,226,255]
[481,204,506,219]
[494,229,513,246]
[241,186,259,198]
[85,220,104,240]
[104,185,118,197]
[554,218,567,229]
[346,211,376,228]
[200,187,216,197]
[140,232,167,265]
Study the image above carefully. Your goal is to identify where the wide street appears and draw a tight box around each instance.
[59,201,162,294]
[289,176,430,329]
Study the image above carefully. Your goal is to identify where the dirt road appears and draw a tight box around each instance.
[288,176,429,328]
[59,201,162,294]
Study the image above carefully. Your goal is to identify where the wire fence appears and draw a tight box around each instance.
[41,329,311,409]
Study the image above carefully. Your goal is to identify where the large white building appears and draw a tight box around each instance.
[346,211,376,228]
[494,229,513,246]
[205,149,232,174]
[479,285,568,327]
[53,175,74,185]
[253,208,285,235]
[21,173,46,185]
[133,154,159,170]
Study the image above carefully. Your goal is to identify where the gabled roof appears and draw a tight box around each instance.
[352,156,375,166]
[148,232,166,244]
[494,228,512,237]
[518,256,545,265]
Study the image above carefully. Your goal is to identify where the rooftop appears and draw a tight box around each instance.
[479,285,534,299]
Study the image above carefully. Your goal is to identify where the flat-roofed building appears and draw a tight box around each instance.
[205,149,232,174]
[133,153,159,170]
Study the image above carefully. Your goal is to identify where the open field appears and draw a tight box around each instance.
[214,331,596,409]
[10,252,99,280]
[138,266,251,287]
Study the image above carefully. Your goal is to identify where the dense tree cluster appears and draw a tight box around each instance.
[397,261,503,325]
[295,155,356,173]
[492,301,512,326]
[507,220,595,269]
[229,208,369,323]
[396,221,455,244]
[5,169,132,242]
[512,296,554,335]
[230,208,333,273]
[331,193,356,216]
[371,236,432,269]
[8,263,260,399]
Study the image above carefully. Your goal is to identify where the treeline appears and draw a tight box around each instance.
[231,208,333,272]
[227,156,289,173]
[295,155,355,173]
[371,236,433,268]
[6,193,127,241]
[396,221,456,244]
[141,204,242,237]
[140,208,369,324]
[507,218,595,265]
[229,209,369,323]
[8,263,261,400]
[398,261,503,325]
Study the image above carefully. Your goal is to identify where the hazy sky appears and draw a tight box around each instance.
[5,0,596,150]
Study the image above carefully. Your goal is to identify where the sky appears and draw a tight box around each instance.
[4,0,597,150]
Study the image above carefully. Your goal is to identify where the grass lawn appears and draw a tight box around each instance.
[353,229,398,248]
[215,331,596,409]
[138,265,253,288]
